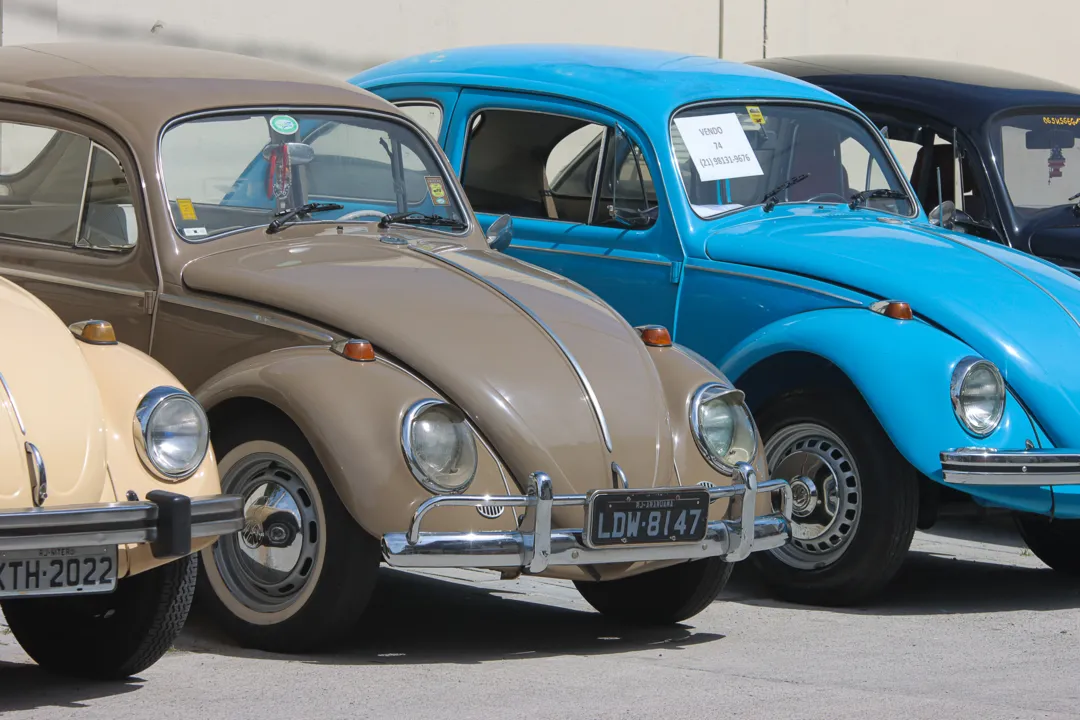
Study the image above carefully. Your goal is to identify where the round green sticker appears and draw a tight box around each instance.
[270,114,299,135]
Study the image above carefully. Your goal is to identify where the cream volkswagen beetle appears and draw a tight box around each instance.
[0,276,243,679]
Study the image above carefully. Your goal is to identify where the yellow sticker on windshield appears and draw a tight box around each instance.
[1043,116,1080,126]
[177,198,198,221]
[747,106,766,125]
[425,176,449,206]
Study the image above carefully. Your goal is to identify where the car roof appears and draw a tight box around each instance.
[751,55,1080,127]
[352,44,852,121]
[0,43,393,134]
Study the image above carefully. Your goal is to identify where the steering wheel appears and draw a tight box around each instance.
[806,193,848,203]
[335,209,387,222]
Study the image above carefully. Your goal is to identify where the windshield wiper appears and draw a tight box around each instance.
[762,173,810,212]
[1070,191,1080,217]
[378,212,468,231]
[849,188,908,210]
[266,202,344,234]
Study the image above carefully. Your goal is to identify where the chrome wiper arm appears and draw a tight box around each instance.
[849,188,908,210]
[378,212,468,231]
[266,202,344,234]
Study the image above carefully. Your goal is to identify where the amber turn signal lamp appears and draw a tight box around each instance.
[869,300,914,321]
[331,338,375,362]
[68,320,118,345]
[636,325,673,347]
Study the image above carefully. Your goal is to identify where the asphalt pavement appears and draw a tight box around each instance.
[2,510,1079,719]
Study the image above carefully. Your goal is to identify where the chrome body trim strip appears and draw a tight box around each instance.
[158,293,336,343]
[0,495,244,551]
[409,243,614,453]
[0,266,146,298]
[513,245,671,267]
[683,264,866,304]
[0,371,26,435]
[942,448,1080,485]
[384,463,791,568]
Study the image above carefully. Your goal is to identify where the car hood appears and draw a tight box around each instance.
[0,280,108,507]
[705,208,1080,446]
[181,230,676,494]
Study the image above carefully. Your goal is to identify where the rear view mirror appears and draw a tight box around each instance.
[262,142,315,166]
[1026,128,1077,150]
[486,214,512,252]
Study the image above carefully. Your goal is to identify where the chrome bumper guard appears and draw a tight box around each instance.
[942,448,1080,486]
[0,492,245,558]
[382,462,791,572]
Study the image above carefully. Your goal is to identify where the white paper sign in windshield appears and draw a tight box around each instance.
[674,113,764,182]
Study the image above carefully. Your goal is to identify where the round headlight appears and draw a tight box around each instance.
[133,387,209,481]
[690,383,758,472]
[401,399,478,494]
[951,357,1005,437]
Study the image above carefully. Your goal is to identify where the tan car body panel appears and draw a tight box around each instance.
[0,275,222,578]
[0,43,771,581]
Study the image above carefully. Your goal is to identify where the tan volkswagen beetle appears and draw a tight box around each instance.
[0,275,243,679]
[0,43,791,653]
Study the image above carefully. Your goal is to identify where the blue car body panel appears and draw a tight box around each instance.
[354,45,1080,519]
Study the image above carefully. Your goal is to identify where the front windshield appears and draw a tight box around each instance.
[160,111,465,240]
[670,103,916,218]
[991,111,1080,212]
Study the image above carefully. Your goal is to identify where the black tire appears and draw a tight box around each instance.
[750,391,918,606]
[197,417,379,653]
[1015,513,1080,575]
[1,552,197,680]
[574,557,733,624]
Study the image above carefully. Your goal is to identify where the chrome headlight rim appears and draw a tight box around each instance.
[132,386,210,482]
[689,382,759,475]
[400,398,478,495]
[950,356,1005,438]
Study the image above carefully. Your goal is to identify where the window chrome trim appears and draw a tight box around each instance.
[409,242,614,453]
[667,98,921,221]
[950,356,1005,438]
[689,383,759,475]
[0,371,26,435]
[155,105,473,244]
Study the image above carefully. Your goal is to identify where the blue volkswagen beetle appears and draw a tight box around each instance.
[354,46,1080,606]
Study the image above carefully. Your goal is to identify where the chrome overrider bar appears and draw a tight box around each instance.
[0,493,245,557]
[381,462,792,572]
[942,448,1080,486]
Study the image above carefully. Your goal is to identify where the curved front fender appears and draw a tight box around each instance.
[195,347,520,538]
[719,308,1051,514]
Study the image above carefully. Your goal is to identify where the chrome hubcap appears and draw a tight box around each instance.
[766,423,861,570]
[214,452,319,613]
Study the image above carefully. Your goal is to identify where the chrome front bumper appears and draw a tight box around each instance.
[382,462,791,573]
[941,448,1080,486]
[0,492,245,558]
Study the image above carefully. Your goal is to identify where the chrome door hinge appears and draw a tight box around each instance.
[670,261,683,284]
[143,290,157,315]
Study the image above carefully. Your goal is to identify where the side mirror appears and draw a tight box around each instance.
[486,214,512,252]
[929,200,956,229]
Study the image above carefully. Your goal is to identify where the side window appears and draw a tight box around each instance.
[885,138,922,180]
[398,103,443,141]
[462,109,655,228]
[0,121,136,248]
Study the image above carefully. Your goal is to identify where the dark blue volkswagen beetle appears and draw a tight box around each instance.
[354,46,1080,605]
[752,55,1080,271]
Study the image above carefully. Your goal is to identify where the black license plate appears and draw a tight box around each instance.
[586,488,710,547]
[0,546,117,598]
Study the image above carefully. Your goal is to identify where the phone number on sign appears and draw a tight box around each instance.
[699,154,753,168]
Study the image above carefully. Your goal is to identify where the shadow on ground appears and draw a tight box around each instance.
[725,515,1080,616]
[0,661,141,713]
[177,567,724,664]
